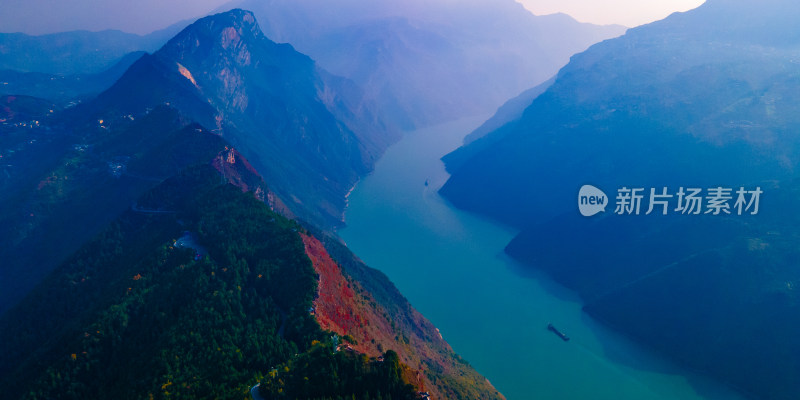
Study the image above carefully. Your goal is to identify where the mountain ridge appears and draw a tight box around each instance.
[0,21,189,75]
[0,131,504,400]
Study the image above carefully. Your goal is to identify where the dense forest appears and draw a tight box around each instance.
[258,344,419,400]
[0,165,421,399]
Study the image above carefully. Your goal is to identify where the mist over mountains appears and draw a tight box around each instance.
[0,52,145,105]
[1,0,624,131]
[225,0,625,128]
[0,21,192,105]
[0,25,188,75]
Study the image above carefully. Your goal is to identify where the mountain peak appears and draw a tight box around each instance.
[158,8,270,66]
[188,8,260,38]
[89,7,393,230]
[196,8,261,41]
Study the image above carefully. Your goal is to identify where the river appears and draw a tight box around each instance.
[339,116,744,400]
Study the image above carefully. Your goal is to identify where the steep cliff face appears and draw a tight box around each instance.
[303,233,504,400]
[439,0,800,398]
[88,9,396,229]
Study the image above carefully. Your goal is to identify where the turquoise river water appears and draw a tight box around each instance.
[339,116,744,400]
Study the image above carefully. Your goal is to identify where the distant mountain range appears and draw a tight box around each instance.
[441,0,800,398]
[0,23,187,75]
[226,0,626,128]
[0,21,195,106]
[0,51,145,105]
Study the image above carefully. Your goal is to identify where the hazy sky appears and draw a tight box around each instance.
[0,0,705,35]
[518,0,705,27]
[0,0,230,35]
